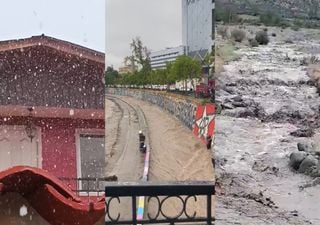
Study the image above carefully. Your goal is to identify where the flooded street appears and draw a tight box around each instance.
[216,26,320,224]
[106,95,215,218]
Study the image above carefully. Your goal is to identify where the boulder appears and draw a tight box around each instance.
[244,99,255,107]
[297,142,314,153]
[290,128,315,137]
[298,155,318,174]
[226,82,237,87]
[231,95,243,102]
[224,87,235,94]
[289,152,308,170]
[313,137,320,156]
[310,166,320,177]
[238,109,256,118]
[232,101,247,107]
[221,103,234,110]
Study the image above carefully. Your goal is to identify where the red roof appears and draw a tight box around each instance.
[0,34,104,64]
[0,35,105,110]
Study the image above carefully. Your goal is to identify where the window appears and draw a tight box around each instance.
[0,125,41,171]
[76,129,105,195]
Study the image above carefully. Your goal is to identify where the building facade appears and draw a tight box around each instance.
[182,0,214,59]
[118,64,137,74]
[0,35,105,224]
[0,35,105,187]
[150,46,186,70]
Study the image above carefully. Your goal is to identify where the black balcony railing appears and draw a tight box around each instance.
[105,181,215,225]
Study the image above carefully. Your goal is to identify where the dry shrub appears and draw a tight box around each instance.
[218,26,229,39]
[255,31,269,45]
[231,29,246,42]
[249,38,259,47]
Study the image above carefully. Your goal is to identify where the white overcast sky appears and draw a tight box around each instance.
[0,0,104,52]
[106,0,182,69]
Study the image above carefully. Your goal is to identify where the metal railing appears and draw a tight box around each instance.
[59,176,117,196]
[105,181,215,225]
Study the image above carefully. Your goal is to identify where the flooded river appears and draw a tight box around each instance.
[215,26,320,224]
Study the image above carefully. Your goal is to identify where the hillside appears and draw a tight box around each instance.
[216,0,320,20]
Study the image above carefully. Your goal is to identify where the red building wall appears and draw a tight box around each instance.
[0,117,104,189]
[40,118,104,188]
[41,125,77,181]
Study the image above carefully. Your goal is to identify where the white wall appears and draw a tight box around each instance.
[182,0,212,54]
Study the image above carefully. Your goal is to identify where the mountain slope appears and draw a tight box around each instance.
[216,0,320,19]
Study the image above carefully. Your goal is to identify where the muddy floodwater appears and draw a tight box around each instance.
[106,95,215,220]
[215,26,320,224]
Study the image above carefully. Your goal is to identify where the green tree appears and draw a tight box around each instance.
[129,37,152,86]
[158,68,171,88]
[105,66,119,86]
[165,62,179,90]
[150,69,162,86]
[171,55,202,91]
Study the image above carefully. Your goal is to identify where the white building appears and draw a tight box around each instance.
[150,46,186,70]
[150,0,214,71]
[182,0,214,59]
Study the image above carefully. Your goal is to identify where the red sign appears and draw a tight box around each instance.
[193,104,215,142]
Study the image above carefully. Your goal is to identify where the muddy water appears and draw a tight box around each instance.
[216,29,320,224]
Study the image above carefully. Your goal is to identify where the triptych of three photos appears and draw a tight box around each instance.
[0,0,319,224]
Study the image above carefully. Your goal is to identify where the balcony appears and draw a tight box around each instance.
[105,181,215,225]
